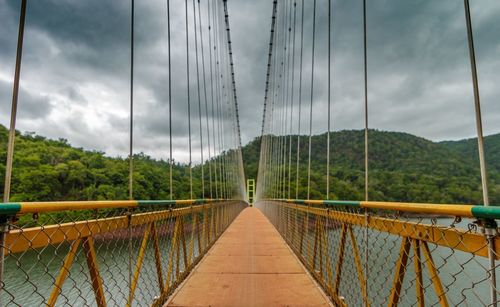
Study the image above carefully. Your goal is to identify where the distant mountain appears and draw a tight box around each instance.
[243,130,500,204]
[1,124,499,205]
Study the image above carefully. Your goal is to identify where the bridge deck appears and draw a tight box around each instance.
[166,207,331,306]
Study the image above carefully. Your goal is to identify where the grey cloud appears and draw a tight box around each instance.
[1,0,499,163]
[0,80,53,120]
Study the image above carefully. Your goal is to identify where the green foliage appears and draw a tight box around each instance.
[0,125,224,202]
[243,130,500,205]
[1,124,499,205]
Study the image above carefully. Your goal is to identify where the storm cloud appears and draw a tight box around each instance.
[0,0,499,162]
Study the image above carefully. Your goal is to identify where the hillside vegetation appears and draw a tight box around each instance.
[242,130,500,204]
[1,124,499,205]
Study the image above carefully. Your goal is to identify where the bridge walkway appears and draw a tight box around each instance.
[166,207,331,306]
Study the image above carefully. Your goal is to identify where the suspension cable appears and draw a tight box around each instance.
[306,0,317,200]
[326,0,332,200]
[463,1,496,305]
[287,0,297,199]
[129,0,135,200]
[167,0,173,200]
[207,0,218,199]
[363,0,369,202]
[184,0,193,199]
[295,0,304,199]
[1,1,27,303]
[193,0,205,198]
[198,0,213,199]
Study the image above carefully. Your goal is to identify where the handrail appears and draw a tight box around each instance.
[0,198,237,215]
[272,198,500,220]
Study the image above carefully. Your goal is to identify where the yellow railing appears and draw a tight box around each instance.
[257,199,499,307]
[0,199,246,306]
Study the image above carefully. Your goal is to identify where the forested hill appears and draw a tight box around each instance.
[242,130,500,204]
[1,124,499,204]
[0,124,205,201]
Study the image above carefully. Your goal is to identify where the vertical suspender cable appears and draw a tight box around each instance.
[463,0,489,208]
[214,0,224,198]
[3,0,26,203]
[193,0,205,198]
[128,0,134,297]
[185,0,193,199]
[223,0,244,198]
[284,0,292,199]
[362,1,369,305]
[198,0,213,199]
[326,0,332,199]
[208,0,219,199]
[281,0,289,199]
[258,0,278,200]
[1,1,27,302]
[295,0,304,199]
[129,0,135,201]
[363,0,369,203]
[167,0,173,200]
[306,0,317,200]
[463,1,496,305]
[288,1,297,199]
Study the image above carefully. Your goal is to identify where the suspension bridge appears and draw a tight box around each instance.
[0,0,499,306]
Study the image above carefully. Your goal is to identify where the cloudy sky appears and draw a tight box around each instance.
[1,0,499,162]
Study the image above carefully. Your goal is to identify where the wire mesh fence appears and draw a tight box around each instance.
[257,199,499,307]
[0,200,246,306]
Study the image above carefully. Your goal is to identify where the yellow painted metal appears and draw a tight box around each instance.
[47,239,82,307]
[203,207,209,249]
[196,213,202,257]
[280,199,478,218]
[421,241,449,307]
[311,217,320,270]
[277,202,499,259]
[304,200,324,206]
[188,211,198,266]
[333,224,348,295]
[180,217,188,275]
[247,179,255,204]
[317,218,324,278]
[127,223,152,307]
[348,225,370,307]
[19,200,138,214]
[150,222,165,294]
[323,218,333,290]
[165,216,181,293]
[360,201,473,218]
[5,203,223,255]
[3,200,243,307]
[412,239,424,307]
[388,237,411,307]
[82,237,107,307]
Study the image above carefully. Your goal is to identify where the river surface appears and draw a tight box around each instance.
[4,236,201,306]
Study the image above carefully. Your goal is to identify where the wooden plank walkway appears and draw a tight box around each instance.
[166,207,331,306]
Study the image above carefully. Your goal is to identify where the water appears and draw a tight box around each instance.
[3,235,202,306]
[333,217,497,306]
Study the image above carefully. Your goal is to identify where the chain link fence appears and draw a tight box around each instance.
[0,200,246,306]
[257,199,499,306]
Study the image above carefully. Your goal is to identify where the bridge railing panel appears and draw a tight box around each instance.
[257,199,499,307]
[0,199,246,306]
